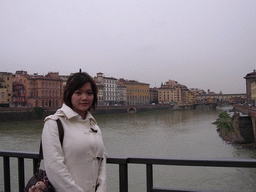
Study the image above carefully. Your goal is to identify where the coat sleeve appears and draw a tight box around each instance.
[42,119,84,192]
[96,147,107,192]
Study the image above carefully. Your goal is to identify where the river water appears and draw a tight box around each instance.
[1,106,256,192]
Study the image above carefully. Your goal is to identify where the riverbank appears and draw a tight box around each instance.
[0,104,195,122]
[218,128,256,149]
[213,111,256,149]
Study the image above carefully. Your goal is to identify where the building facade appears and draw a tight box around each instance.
[117,84,127,105]
[118,79,150,105]
[94,72,118,106]
[157,80,195,105]
[0,72,13,107]
[12,82,27,107]
[244,70,256,104]
[150,87,158,104]
[97,84,105,106]
[251,81,256,105]
[158,80,183,105]
[14,71,63,107]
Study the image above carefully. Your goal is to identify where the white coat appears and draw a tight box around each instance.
[42,104,107,192]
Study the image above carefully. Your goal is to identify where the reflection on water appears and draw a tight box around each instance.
[1,106,256,191]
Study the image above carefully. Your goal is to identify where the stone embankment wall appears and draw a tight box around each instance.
[0,107,57,122]
[231,112,255,143]
[0,104,193,122]
[232,105,256,143]
[250,116,256,143]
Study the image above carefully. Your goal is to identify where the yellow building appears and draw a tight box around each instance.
[0,72,13,107]
[118,79,150,105]
[14,71,63,107]
[184,89,195,104]
[0,82,8,106]
[158,80,192,105]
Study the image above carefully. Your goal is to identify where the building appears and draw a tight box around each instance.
[12,82,27,107]
[157,80,195,105]
[0,78,8,107]
[97,83,105,106]
[190,88,206,96]
[184,89,195,105]
[244,70,256,104]
[150,87,158,104]
[94,72,118,106]
[14,71,63,107]
[158,80,183,105]
[251,81,256,105]
[59,75,70,87]
[0,72,13,107]
[117,84,127,105]
[118,79,150,105]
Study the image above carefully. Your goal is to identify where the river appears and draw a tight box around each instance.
[1,106,256,192]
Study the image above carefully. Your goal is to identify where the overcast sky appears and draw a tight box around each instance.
[1,1,256,93]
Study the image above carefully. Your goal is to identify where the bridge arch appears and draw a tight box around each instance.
[127,107,137,114]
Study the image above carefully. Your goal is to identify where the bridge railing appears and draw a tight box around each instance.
[1,150,256,192]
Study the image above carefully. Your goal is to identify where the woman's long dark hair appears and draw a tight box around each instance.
[63,72,98,111]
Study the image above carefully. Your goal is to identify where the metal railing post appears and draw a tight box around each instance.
[33,158,39,173]
[119,162,128,192]
[18,157,25,192]
[3,156,11,192]
[146,164,153,192]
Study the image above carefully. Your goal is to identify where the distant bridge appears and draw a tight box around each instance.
[195,93,246,105]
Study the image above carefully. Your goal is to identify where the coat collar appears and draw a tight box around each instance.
[55,104,97,124]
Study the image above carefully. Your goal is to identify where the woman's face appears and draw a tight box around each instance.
[71,82,94,118]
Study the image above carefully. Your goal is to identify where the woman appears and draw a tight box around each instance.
[42,72,107,192]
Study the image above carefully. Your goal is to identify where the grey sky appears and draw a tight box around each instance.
[1,1,256,94]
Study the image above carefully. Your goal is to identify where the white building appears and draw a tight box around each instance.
[94,72,117,106]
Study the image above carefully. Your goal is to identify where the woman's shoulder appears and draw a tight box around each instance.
[45,114,59,121]
[44,104,68,122]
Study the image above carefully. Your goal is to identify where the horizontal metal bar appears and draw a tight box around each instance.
[127,157,256,168]
[152,187,225,192]
[1,151,256,169]
[0,150,38,159]
[1,150,256,192]
[106,156,128,164]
